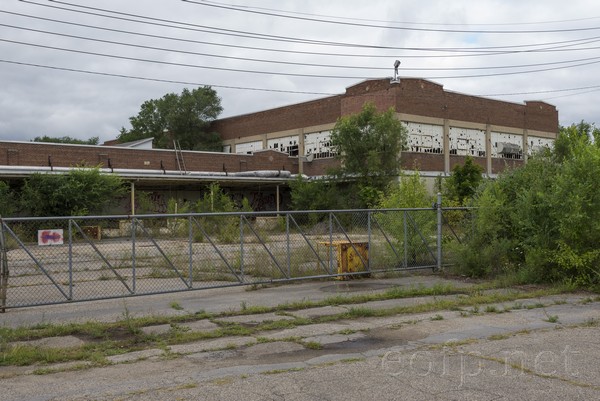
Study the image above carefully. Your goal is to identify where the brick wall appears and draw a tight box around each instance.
[0,142,298,174]
[492,158,524,174]
[211,78,558,138]
[400,152,445,172]
[211,95,343,140]
[525,101,559,132]
[301,158,340,176]
[449,155,487,172]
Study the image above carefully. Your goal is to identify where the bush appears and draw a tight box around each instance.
[0,181,16,217]
[20,167,125,217]
[376,172,436,266]
[194,183,251,243]
[451,128,600,286]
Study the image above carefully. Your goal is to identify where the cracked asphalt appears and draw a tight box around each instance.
[1,275,599,400]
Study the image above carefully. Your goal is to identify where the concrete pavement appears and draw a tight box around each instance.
[0,274,599,400]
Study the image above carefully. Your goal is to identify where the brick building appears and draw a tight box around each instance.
[212,77,558,178]
[0,77,558,212]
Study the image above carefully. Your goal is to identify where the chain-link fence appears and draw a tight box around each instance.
[0,206,472,309]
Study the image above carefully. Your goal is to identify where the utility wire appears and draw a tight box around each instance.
[0,58,338,95]
[0,10,482,59]
[480,84,600,96]
[8,6,600,57]
[22,0,404,49]
[23,0,600,54]
[8,8,600,53]
[5,23,600,72]
[0,38,372,79]
[4,37,600,80]
[3,57,598,101]
[197,0,600,27]
[181,0,600,34]
[0,10,398,59]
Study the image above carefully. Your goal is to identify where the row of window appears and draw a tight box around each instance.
[227,124,553,159]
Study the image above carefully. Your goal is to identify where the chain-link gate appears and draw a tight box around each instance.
[0,205,472,309]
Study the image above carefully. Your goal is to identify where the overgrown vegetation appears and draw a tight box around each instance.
[443,156,484,205]
[19,167,125,217]
[451,121,600,287]
[0,181,16,217]
[0,282,575,367]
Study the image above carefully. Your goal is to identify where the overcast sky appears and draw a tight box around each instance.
[1,0,600,143]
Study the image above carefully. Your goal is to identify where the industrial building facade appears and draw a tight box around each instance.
[0,78,558,212]
[212,78,558,178]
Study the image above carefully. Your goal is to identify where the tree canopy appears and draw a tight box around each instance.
[118,87,223,151]
[33,136,99,145]
[330,103,407,188]
[443,156,485,205]
[290,103,407,210]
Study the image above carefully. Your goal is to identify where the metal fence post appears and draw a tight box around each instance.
[286,213,291,278]
[132,217,137,293]
[0,218,8,312]
[329,212,334,274]
[188,215,193,289]
[240,215,245,280]
[403,211,408,269]
[437,192,443,271]
[367,211,371,270]
[68,219,73,300]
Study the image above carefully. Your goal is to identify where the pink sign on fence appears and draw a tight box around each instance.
[38,229,64,246]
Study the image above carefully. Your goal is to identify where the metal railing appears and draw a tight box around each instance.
[0,203,472,309]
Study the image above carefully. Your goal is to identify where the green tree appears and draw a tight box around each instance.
[118,87,223,151]
[33,136,99,145]
[443,156,485,205]
[20,168,125,216]
[328,102,407,207]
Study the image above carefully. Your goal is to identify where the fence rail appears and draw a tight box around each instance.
[0,204,472,309]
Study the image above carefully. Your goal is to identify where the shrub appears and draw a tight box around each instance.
[451,126,600,286]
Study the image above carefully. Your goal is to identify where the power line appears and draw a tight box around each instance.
[0,23,390,71]
[0,38,373,79]
[8,6,600,58]
[6,23,600,72]
[0,10,397,59]
[26,0,600,56]
[198,0,600,27]
[22,0,397,49]
[3,56,599,101]
[542,88,600,100]
[480,84,600,97]
[4,36,600,80]
[0,58,338,95]
[181,0,600,34]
